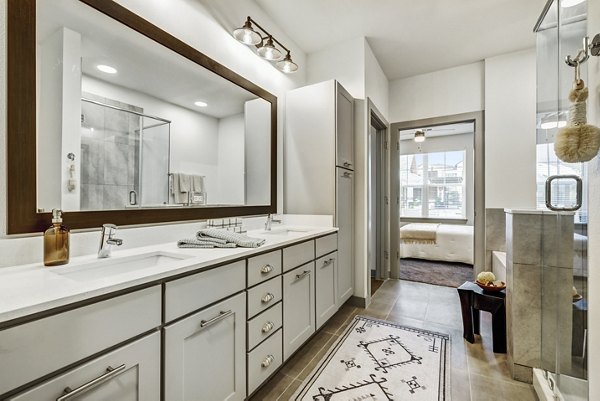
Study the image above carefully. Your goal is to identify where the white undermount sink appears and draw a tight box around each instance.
[50,251,192,282]
[258,228,310,236]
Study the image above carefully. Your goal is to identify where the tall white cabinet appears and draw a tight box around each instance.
[285,80,355,305]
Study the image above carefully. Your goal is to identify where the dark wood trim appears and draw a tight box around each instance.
[6,0,278,234]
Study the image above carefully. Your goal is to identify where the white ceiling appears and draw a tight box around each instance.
[254,0,548,80]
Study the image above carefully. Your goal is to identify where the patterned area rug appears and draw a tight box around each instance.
[400,258,473,288]
[292,316,450,401]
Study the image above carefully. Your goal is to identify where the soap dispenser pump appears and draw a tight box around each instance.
[43,209,70,266]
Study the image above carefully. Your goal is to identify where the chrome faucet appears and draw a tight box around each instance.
[98,224,123,258]
[264,214,282,231]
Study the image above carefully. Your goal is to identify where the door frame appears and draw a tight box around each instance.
[390,111,485,277]
[366,100,390,295]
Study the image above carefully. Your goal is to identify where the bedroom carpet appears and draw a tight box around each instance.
[400,258,473,287]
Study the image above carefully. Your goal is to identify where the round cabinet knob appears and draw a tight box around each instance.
[261,293,275,303]
[262,321,274,333]
[260,264,273,274]
[261,354,275,368]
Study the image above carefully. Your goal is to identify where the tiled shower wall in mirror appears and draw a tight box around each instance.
[80,92,140,210]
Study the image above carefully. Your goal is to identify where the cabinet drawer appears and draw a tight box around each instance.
[247,329,283,395]
[0,286,161,396]
[165,260,245,322]
[316,233,337,258]
[247,302,282,351]
[8,332,160,401]
[282,240,314,272]
[247,250,282,287]
[247,276,282,319]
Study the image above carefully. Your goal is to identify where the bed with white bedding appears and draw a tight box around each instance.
[400,223,474,265]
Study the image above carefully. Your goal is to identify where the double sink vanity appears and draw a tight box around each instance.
[0,226,350,400]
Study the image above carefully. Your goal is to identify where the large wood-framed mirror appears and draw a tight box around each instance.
[7,0,277,234]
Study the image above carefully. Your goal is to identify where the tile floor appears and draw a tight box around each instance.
[249,279,539,401]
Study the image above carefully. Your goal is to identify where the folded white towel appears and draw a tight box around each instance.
[196,229,265,248]
[177,238,237,248]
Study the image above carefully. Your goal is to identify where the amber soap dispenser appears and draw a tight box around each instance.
[43,209,70,266]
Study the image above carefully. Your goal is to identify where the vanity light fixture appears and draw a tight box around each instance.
[97,64,117,74]
[233,16,298,73]
[414,130,426,143]
[194,101,208,107]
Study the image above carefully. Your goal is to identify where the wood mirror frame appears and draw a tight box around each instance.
[7,0,277,234]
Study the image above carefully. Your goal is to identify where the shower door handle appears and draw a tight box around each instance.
[545,175,582,211]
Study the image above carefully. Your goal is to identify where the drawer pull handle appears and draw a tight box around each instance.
[260,264,274,274]
[261,293,275,303]
[261,354,275,368]
[343,162,352,168]
[57,364,127,401]
[262,321,275,333]
[322,258,334,267]
[200,310,233,329]
[296,270,311,280]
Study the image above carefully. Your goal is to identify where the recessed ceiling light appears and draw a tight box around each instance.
[97,64,117,74]
[194,101,208,107]
[561,0,585,7]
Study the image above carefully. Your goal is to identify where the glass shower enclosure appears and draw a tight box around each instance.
[535,0,589,399]
[80,97,171,210]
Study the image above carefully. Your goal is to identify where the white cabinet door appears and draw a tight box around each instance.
[164,292,246,401]
[336,168,354,304]
[336,82,354,169]
[9,333,160,401]
[315,252,338,329]
[283,263,315,360]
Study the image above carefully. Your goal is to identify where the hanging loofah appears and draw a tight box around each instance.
[554,80,600,163]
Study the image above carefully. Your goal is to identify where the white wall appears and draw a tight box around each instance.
[217,113,245,204]
[365,39,389,120]
[400,133,475,225]
[388,62,485,122]
[307,37,365,99]
[0,0,306,265]
[587,0,600,397]
[484,49,537,210]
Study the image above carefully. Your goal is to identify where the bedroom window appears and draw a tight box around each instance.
[400,150,466,219]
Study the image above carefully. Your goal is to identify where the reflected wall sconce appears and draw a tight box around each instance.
[233,16,298,73]
[414,130,426,143]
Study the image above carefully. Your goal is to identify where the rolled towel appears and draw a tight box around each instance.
[197,228,265,248]
[177,238,237,248]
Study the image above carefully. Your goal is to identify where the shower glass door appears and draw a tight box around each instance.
[536,0,589,399]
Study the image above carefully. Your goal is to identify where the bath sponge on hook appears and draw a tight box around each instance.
[554,80,600,163]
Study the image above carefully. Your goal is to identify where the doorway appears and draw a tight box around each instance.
[390,112,485,281]
[367,101,390,295]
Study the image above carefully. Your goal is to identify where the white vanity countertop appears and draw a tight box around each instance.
[0,226,337,325]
